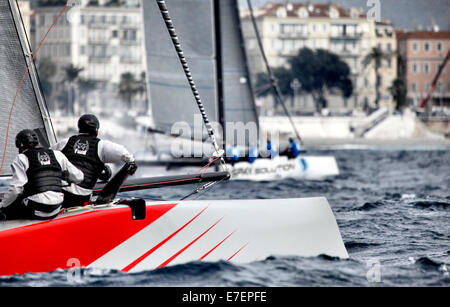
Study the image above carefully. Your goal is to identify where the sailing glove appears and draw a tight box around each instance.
[127,161,138,176]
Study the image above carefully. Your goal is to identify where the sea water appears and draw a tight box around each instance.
[0,149,448,287]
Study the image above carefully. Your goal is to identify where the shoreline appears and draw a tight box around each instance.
[300,137,450,150]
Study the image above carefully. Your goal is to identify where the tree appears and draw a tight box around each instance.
[363,47,390,107]
[289,48,353,112]
[119,72,140,109]
[254,67,294,110]
[389,78,407,111]
[137,71,149,113]
[63,64,84,115]
[36,57,56,105]
[78,78,97,113]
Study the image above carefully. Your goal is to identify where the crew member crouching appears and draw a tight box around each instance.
[0,129,84,220]
[52,114,136,208]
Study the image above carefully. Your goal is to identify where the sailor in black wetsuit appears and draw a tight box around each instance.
[0,130,84,220]
[52,114,137,208]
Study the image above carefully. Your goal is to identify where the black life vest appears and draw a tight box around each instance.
[23,147,63,196]
[61,135,105,189]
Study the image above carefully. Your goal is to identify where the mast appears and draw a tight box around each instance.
[420,49,450,109]
[213,0,226,148]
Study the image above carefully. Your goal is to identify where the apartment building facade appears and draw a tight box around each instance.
[31,1,146,113]
[374,20,398,107]
[397,31,450,108]
[241,2,396,113]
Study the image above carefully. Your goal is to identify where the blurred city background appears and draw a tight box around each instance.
[14,0,450,147]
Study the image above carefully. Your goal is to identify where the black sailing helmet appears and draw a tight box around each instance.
[78,114,100,135]
[15,129,39,153]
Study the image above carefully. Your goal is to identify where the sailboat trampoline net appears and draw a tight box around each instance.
[0,1,50,177]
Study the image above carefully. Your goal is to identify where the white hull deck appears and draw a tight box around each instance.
[228,156,339,181]
[0,197,348,276]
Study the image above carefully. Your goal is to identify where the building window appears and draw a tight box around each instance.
[112,30,118,38]
[424,63,430,74]
[412,42,419,52]
[411,83,417,92]
[412,63,420,74]
[437,42,443,52]
[39,15,45,26]
[424,42,431,52]
[385,58,392,68]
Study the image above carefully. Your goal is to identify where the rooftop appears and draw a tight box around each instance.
[396,30,450,40]
[252,2,366,19]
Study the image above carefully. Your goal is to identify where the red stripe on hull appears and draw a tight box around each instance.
[227,243,249,261]
[199,230,236,261]
[0,204,177,276]
[157,217,224,269]
[122,205,209,272]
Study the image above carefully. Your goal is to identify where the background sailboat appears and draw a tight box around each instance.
[138,0,339,180]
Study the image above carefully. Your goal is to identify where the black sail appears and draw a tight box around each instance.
[142,0,258,147]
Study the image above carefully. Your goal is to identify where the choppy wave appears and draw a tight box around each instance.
[1,149,449,287]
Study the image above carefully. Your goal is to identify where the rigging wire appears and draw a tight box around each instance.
[246,0,304,146]
[155,0,227,170]
[155,0,230,199]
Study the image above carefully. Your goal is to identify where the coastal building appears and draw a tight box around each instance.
[30,0,146,113]
[374,20,398,108]
[241,2,397,113]
[397,30,450,108]
[17,0,31,37]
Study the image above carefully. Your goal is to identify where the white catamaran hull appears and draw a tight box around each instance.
[0,197,348,276]
[228,156,339,181]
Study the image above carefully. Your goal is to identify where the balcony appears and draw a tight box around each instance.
[120,39,141,46]
[120,56,141,64]
[330,32,363,40]
[278,31,308,39]
[87,37,110,44]
[89,56,111,63]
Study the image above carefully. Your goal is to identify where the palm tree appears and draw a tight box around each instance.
[36,57,57,108]
[119,72,140,109]
[389,78,407,111]
[64,64,84,115]
[363,47,389,107]
[78,78,97,113]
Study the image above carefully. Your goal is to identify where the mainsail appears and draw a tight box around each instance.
[0,0,56,176]
[142,0,258,147]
